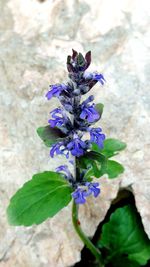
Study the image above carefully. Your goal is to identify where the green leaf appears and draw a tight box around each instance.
[78,151,107,178]
[91,139,126,178]
[99,205,150,266]
[102,138,127,158]
[92,138,126,158]
[78,152,124,179]
[37,125,66,147]
[106,160,124,178]
[95,103,104,117]
[128,247,150,265]
[7,171,72,226]
[83,166,94,181]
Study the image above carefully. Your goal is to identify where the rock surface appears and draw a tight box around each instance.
[0,0,150,266]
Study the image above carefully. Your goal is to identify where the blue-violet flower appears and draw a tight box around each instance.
[46,84,68,100]
[46,49,106,204]
[89,127,105,148]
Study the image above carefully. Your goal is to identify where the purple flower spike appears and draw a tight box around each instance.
[80,104,100,123]
[85,182,100,198]
[46,84,68,100]
[67,136,87,157]
[89,128,105,148]
[44,50,107,205]
[72,188,86,204]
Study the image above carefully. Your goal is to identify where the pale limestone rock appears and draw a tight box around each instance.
[0,0,150,266]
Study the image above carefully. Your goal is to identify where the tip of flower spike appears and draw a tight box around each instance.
[67,49,92,73]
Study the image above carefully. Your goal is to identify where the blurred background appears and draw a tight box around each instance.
[0,0,150,266]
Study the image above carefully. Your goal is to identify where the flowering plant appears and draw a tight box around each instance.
[7,50,133,266]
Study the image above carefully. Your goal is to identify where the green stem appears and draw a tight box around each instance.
[72,200,104,266]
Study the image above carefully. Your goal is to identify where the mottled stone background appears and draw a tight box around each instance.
[0,0,150,266]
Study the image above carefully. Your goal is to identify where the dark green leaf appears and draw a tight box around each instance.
[99,205,150,265]
[106,160,124,178]
[109,256,140,267]
[78,151,107,178]
[37,125,66,147]
[83,166,94,180]
[95,103,104,117]
[7,171,72,226]
[128,248,150,265]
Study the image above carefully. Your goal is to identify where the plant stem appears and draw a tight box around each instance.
[72,200,104,266]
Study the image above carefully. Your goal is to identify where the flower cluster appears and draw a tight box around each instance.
[46,50,106,204]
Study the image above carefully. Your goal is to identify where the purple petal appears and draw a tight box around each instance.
[86,182,101,198]
[80,110,87,120]
[45,91,53,100]
[67,141,74,150]
[71,148,84,157]
[56,165,73,180]
[90,128,105,148]
[72,189,86,204]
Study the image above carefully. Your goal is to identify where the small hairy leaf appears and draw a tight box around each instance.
[37,125,66,147]
[7,171,72,226]
[99,205,150,266]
